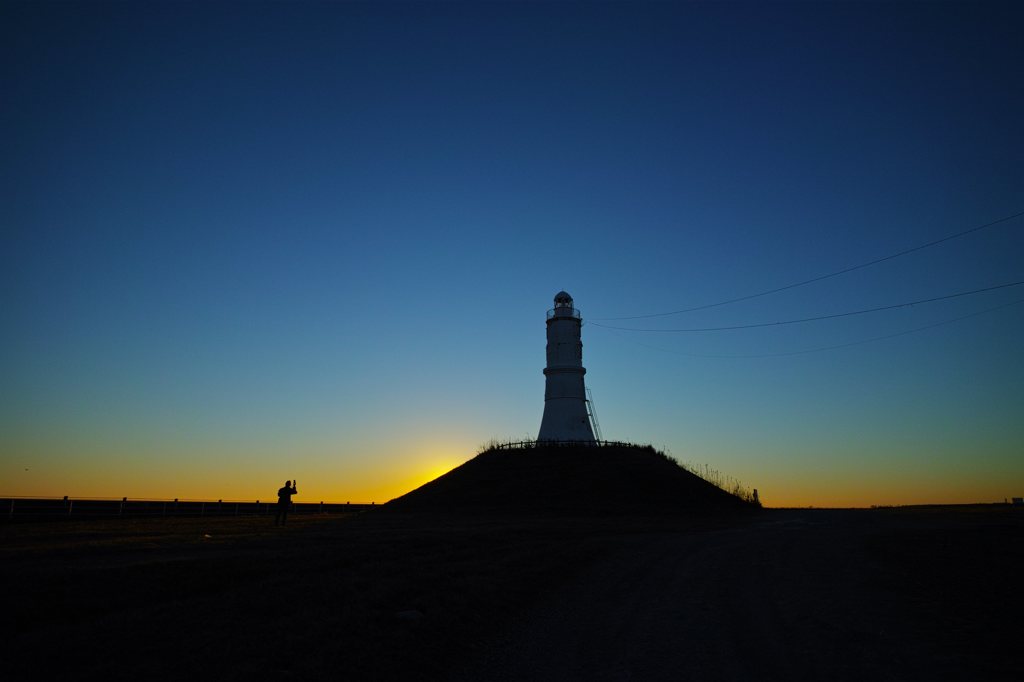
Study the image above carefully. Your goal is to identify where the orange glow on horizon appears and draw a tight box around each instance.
[2,438,1018,508]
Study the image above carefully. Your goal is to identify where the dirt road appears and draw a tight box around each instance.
[450,509,1022,681]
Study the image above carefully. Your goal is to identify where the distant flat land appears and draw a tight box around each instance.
[3,506,1021,681]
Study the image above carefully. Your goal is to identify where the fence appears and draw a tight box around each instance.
[489,439,639,450]
[1,496,376,522]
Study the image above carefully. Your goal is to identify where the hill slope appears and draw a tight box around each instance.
[387,444,756,514]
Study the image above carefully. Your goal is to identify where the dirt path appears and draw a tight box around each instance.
[449,509,1021,681]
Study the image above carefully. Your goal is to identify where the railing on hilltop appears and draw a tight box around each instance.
[1,495,376,522]
[480,439,760,506]
[490,439,636,449]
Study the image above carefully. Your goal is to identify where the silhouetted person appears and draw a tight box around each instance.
[275,479,297,525]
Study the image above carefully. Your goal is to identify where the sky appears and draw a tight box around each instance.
[2,0,1022,506]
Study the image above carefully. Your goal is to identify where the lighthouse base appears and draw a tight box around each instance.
[538,366,595,442]
[538,397,596,442]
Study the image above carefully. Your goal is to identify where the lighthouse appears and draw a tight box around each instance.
[538,291,597,442]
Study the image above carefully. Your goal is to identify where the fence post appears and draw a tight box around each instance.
[200,501,205,517]
[119,497,126,516]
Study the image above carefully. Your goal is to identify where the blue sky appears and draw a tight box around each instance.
[2,1,1022,505]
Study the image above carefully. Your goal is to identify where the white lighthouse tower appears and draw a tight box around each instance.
[538,291,596,442]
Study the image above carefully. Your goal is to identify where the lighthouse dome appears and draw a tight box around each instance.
[554,291,574,307]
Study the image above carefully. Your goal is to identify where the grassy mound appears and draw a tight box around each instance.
[387,443,757,515]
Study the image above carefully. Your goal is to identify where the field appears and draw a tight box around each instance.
[3,505,1021,681]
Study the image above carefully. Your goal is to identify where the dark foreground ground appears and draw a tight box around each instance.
[3,506,1021,681]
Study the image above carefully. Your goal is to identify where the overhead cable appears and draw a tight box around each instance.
[593,209,1024,321]
[589,280,1024,333]
[598,299,1024,359]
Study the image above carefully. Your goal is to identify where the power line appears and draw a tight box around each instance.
[589,280,1024,333]
[598,299,1024,359]
[593,209,1024,321]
